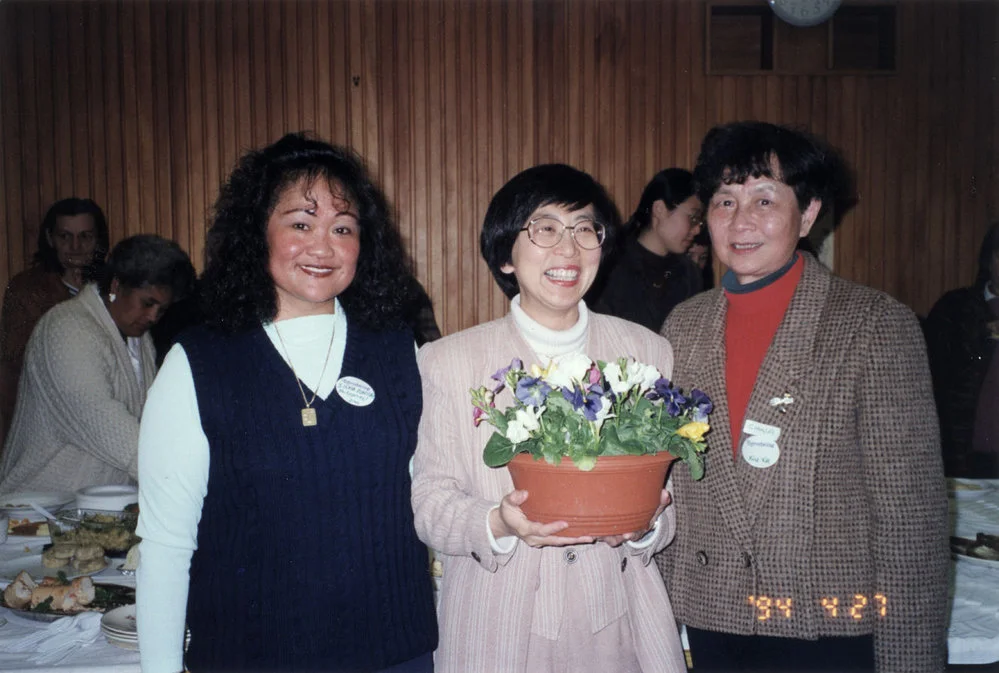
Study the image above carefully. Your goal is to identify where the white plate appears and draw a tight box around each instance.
[953,551,999,568]
[0,553,109,582]
[101,604,137,633]
[0,491,75,520]
[75,485,138,512]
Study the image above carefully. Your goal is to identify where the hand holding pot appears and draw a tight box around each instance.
[490,489,595,548]
[597,488,672,548]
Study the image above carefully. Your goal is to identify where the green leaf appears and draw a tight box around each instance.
[483,432,517,467]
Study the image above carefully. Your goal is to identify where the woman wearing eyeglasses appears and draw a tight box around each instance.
[411,164,685,673]
[590,168,705,332]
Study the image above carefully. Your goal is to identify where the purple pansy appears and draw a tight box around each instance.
[562,384,605,422]
[491,358,523,393]
[650,378,687,416]
[515,376,551,407]
[689,389,713,422]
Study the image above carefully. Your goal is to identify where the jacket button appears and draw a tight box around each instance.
[471,551,481,563]
[741,551,753,568]
[621,558,628,572]
[695,551,709,566]
[564,549,578,564]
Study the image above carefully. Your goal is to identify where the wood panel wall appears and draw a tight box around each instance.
[1,0,996,335]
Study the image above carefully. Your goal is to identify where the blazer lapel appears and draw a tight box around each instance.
[736,256,830,527]
[679,291,756,552]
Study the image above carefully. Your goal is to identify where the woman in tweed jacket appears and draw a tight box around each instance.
[412,165,686,673]
[656,122,949,672]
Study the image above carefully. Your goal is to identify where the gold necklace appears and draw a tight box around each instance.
[272,320,336,427]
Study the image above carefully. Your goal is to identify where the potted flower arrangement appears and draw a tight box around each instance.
[470,354,711,536]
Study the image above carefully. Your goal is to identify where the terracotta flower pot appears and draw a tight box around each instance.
[506,452,677,537]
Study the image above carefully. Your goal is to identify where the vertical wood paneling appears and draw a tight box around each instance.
[1,0,996,334]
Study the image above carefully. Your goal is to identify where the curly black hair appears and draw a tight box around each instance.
[35,197,110,276]
[200,132,422,332]
[480,164,620,299]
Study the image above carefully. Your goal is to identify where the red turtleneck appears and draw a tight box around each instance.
[724,255,804,459]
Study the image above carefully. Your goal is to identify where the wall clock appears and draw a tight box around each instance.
[768,0,842,27]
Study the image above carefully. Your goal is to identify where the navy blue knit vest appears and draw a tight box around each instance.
[179,321,437,672]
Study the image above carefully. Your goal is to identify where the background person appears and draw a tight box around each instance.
[136,133,438,673]
[412,164,685,673]
[657,121,948,672]
[589,168,703,332]
[924,222,999,478]
[0,234,194,493]
[0,197,109,447]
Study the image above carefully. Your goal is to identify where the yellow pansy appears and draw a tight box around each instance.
[676,422,709,442]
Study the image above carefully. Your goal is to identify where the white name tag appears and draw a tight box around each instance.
[743,419,781,442]
[335,376,376,407]
[742,436,781,469]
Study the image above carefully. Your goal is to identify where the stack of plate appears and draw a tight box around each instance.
[101,604,191,651]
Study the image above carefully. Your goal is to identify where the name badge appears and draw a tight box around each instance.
[743,420,781,442]
[335,376,376,407]
[742,436,780,469]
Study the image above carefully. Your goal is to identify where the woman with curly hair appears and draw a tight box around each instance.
[136,133,438,672]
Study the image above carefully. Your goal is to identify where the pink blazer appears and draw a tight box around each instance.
[412,310,686,673]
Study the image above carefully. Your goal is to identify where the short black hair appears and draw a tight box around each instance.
[628,168,696,233]
[101,234,196,301]
[201,132,422,332]
[35,197,110,275]
[694,121,853,220]
[480,164,620,298]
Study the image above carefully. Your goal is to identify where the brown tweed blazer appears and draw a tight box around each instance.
[656,254,949,672]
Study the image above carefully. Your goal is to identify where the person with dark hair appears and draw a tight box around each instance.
[589,168,704,332]
[136,132,437,673]
[924,222,999,478]
[687,226,714,290]
[412,164,685,673]
[0,234,194,492]
[656,121,948,672]
[0,197,110,445]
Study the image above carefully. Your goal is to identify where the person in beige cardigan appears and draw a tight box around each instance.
[0,235,194,494]
[412,164,686,673]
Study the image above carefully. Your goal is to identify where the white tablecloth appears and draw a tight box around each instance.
[948,481,999,665]
[0,538,138,672]
[0,483,995,670]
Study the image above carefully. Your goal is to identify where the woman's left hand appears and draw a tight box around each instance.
[597,488,672,548]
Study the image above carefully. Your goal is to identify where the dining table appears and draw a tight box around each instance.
[0,535,138,673]
[948,478,999,668]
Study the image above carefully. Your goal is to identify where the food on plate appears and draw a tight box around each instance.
[948,480,984,491]
[50,510,139,554]
[1,571,134,616]
[3,570,37,609]
[121,544,140,571]
[42,544,77,568]
[41,542,106,573]
[30,576,96,612]
[951,533,999,560]
[7,519,49,536]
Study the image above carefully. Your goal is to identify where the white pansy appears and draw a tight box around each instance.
[603,362,629,395]
[546,353,593,389]
[627,361,661,396]
[505,406,543,445]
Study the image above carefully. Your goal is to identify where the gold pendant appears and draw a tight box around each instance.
[301,407,318,427]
